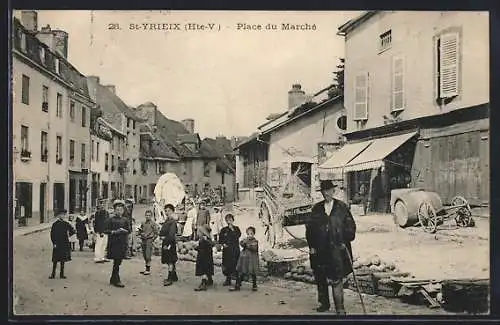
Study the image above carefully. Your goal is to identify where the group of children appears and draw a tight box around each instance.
[137,204,261,292]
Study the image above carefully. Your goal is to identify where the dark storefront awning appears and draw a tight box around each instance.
[343,131,418,173]
[318,140,374,178]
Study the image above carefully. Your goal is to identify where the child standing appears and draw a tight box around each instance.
[159,204,178,286]
[230,226,260,292]
[194,225,215,291]
[138,209,159,275]
[67,215,77,251]
[218,214,241,286]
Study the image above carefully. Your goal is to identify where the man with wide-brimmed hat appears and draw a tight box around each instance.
[124,198,136,259]
[104,199,131,288]
[49,208,75,279]
[305,180,357,314]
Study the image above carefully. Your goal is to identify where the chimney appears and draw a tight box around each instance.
[21,10,38,32]
[52,30,68,59]
[87,76,100,84]
[288,84,306,110]
[35,25,55,51]
[105,85,116,95]
[181,119,195,134]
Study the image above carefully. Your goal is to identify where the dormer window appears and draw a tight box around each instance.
[55,58,60,74]
[39,47,45,63]
[20,32,27,52]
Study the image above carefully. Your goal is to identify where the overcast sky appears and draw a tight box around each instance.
[28,10,361,138]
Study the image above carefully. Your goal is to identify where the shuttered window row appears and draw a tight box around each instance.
[352,31,460,122]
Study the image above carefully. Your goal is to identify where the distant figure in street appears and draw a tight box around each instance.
[210,207,225,242]
[359,183,368,215]
[230,226,259,292]
[49,209,75,279]
[93,202,110,263]
[67,214,77,251]
[138,209,159,275]
[104,200,131,288]
[124,199,136,259]
[182,199,197,240]
[160,204,178,286]
[305,180,356,314]
[218,214,241,287]
[75,212,89,251]
[194,201,211,241]
[194,225,215,291]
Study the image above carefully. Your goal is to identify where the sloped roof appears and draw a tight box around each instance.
[178,133,201,144]
[202,138,235,173]
[139,135,180,160]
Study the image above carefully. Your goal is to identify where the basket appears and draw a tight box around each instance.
[354,275,376,295]
[376,279,401,298]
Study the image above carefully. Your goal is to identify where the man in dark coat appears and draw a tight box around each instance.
[49,209,75,279]
[93,201,110,263]
[104,200,131,288]
[75,211,89,251]
[305,180,357,314]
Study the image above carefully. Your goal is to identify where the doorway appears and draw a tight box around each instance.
[53,183,65,214]
[69,178,76,213]
[39,183,46,223]
[16,182,33,225]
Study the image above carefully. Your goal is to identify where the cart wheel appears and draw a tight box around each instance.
[451,196,473,227]
[417,201,438,234]
[259,202,276,248]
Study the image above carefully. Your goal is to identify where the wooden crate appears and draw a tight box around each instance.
[377,279,401,298]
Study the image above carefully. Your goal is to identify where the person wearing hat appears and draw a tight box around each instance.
[49,209,75,279]
[305,180,357,314]
[75,210,89,252]
[103,199,131,288]
[159,204,179,286]
[194,225,215,291]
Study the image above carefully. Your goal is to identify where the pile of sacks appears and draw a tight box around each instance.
[176,241,224,267]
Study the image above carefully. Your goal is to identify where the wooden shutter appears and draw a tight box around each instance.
[439,32,460,98]
[392,56,405,112]
[354,72,369,120]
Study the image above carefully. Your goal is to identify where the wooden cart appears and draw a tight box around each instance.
[257,161,315,248]
[417,195,474,234]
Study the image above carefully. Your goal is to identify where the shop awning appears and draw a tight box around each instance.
[343,131,418,173]
[318,140,374,176]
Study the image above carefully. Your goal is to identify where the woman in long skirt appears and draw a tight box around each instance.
[182,199,197,240]
[218,214,241,286]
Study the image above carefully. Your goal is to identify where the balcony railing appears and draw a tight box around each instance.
[42,102,48,112]
[20,149,31,161]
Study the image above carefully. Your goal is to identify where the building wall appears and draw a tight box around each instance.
[13,56,69,226]
[267,102,346,192]
[123,116,141,198]
[344,11,489,132]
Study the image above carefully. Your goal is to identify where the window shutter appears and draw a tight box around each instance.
[354,72,369,120]
[392,56,405,112]
[439,32,460,98]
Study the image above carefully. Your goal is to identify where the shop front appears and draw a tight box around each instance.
[319,131,418,213]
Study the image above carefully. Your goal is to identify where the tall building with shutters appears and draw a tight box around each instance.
[319,11,489,212]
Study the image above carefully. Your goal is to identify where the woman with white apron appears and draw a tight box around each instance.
[182,199,197,240]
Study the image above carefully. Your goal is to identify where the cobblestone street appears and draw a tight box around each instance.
[13,227,452,316]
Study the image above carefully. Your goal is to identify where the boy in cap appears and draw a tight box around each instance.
[159,204,178,286]
[49,209,75,279]
[138,209,159,275]
[104,199,131,288]
[305,180,357,314]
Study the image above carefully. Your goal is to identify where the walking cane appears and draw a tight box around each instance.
[342,243,367,315]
